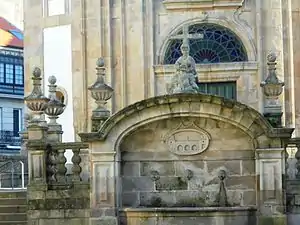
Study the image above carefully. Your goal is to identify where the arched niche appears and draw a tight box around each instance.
[79,93,293,209]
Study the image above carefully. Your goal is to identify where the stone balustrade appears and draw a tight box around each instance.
[27,141,88,189]
[285,138,300,214]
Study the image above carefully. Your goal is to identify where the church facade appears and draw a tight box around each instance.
[22,1,300,225]
[23,0,300,139]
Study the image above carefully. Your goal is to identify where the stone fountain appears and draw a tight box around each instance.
[118,37,257,225]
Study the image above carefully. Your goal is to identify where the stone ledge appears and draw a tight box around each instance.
[120,206,256,212]
[28,197,90,210]
[162,0,244,10]
[28,209,90,219]
[27,141,88,150]
[154,62,258,77]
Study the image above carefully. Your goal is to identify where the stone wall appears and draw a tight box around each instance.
[120,117,256,208]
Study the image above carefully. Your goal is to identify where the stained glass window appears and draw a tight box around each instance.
[163,23,247,64]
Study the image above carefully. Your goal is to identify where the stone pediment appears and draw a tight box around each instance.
[162,0,244,10]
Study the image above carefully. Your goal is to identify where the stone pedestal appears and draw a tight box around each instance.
[256,148,287,225]
[27,124,48,189]
[47,124,63,142]
[27,184,90,225]
[90,150,117,225]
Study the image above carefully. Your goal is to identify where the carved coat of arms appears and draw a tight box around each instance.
[162,120,211,155]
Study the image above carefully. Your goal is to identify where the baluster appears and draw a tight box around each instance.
[55,149,67,183]
[295,144,300,179]
[285,147,289,179]
[71,148,82,182]
[46,145,57,184]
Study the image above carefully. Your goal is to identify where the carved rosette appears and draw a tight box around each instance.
[163,128,211,156]
[24,67,50,124]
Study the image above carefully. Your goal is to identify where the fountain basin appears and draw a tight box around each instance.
[120,207,257,225]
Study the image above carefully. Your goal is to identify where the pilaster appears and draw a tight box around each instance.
[90,151,117,225]
[256,148,287,225]
[27,124,48,189]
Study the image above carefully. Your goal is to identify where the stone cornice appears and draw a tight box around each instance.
[154,62,258,82]
[27,141,89,150]
[79,93,293,143]
[162,0,244,11]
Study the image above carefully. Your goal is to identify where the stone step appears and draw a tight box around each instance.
[0,222,27,225]
[0,205,26,213]
[0,191,26,199]
[0,213,27,222]
[0,191,27,224]
[0,198,26,206]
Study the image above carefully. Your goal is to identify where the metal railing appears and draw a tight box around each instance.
[0,130,21,146]
[0,160,28,190]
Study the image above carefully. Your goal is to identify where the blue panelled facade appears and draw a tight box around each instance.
[164,23,247,100]
[0,48,24,96]
[0,48,24,153]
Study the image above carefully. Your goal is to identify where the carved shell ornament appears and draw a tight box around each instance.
[162,120,211,156]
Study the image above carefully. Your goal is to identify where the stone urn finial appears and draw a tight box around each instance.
[88,58,114,132]
[261,53,284,98]
[24,67,50,125]
[44,75,65,126]
[260,52,285,127]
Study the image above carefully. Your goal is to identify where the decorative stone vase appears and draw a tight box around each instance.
[24,67,50,124]
[88,58,114,132]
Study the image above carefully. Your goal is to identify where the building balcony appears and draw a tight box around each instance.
[0,83,24,96]
[0,130,21,147]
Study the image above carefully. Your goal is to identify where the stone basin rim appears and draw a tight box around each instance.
[120,207,257,212]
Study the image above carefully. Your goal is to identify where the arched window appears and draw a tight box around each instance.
[163,23,248,64]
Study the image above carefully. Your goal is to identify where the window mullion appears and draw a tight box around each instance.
[13,64,16,86]
[4,63,6,83]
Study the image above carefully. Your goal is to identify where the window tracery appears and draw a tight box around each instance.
[163,23,247,64]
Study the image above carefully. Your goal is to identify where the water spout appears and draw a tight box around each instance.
[215,170,229,207]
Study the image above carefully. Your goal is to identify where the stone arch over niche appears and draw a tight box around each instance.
[157,18,256,64]
[92,94,283,152]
